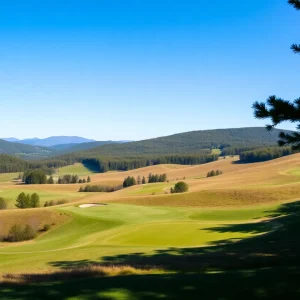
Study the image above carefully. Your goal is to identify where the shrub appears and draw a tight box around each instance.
[7,224,36,242]
[42,224,51,232]
[0,197,7,210]
[79,185,123,193]
[171,181,189,194]
[207,170,223,177]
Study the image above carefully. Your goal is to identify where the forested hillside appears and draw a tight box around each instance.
[64,127,291,157]
[0,139,53,158]
[52,140,123,154]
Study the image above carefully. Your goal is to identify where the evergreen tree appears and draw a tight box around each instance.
[142,176,146,184]
[47,176,54,184]
[0,197,7,210]
[30,193,40,208]
[253,0,300,149]
[137,175,141,185]
[15,192,28,209]
[87,176,91,183]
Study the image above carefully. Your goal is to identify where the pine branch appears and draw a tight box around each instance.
[288,0,300,10]
[291,44,300,54]
[278,131,300,150]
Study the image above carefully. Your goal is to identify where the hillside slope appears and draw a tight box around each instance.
[52,140,127,154]
[0,139,53,158]
[64,127,291,157]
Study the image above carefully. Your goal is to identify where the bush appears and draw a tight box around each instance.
[7,224,37,242]
[171,182,189,194]
[79,185,123,193]
[44,199,68,207]
[207,170,223,177]
[0,197,7,210]
[42,224,51,232]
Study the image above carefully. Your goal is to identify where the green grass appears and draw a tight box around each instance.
[0,189,84,208]
[1,201,300,299]
[211,148,221,155]
[0,172,20,183]
[0,202,283,273]
[128,183,173,195]
[57,163,95,176]
[287,168,300,176]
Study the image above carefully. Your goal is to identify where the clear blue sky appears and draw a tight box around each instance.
[0,0,299,140]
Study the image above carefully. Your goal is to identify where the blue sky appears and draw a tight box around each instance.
[0,0,299,140]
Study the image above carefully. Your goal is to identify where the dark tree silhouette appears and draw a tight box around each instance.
[253,0,300,149]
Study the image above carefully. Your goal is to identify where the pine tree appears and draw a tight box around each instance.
[87,176,91,183]
[47,176,54,184]
[253,1,300,149]
[30,193,40,208]
[137,175,141,185]
[15,192,27,209]
[0,197,7,210]
[142,176,146,184]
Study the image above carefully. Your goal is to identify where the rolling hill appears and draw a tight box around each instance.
[64,127,292,157]
[0,139,54,159]
[51,140,129,154]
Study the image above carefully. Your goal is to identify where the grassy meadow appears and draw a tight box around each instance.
[1,155,300,299]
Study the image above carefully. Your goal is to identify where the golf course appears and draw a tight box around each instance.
[1,154,300,299]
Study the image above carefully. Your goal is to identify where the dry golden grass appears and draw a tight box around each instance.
[2,154,300,209]
[0,265,163,283]
[0,208,70,237]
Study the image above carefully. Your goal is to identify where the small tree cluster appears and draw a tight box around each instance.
[0,197,7,210]
[6,224,37,242]
[123,176,136,187]
[23,169,47,184]
[207,170,223,177]
[79,185,123,193]
[15,192,40,209]
[148,173,167,183]
[44,199,68,207]
[170,182,189,194]
[57,175,91,184]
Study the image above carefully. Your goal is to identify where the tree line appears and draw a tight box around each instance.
[239,147,293,163]
[123,173,168,188]
[79,185,123,193]
[21,169,91,185]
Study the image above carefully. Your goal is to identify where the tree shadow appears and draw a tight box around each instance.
[1,201,300,299]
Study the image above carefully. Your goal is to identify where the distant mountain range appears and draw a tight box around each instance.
[2,136,96,147]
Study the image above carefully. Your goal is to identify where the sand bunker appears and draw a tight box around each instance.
[79,203,106,208]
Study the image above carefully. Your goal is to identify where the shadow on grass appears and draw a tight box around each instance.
[1,268,299,300]
[1,201,300,299]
